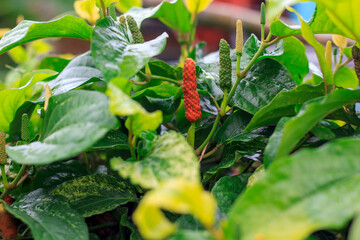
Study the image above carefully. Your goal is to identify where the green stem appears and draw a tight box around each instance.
[128,117,136,160]
[187,122,196,148]
[188,13,198,53]
[261,24,265,42]
[100,0,107,18]
[83,152,90,170]
[0,164,9,189]
[196,114,221,154]
[10,164,27,189]
[137,71,182,85]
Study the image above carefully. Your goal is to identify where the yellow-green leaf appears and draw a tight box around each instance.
[133,178,217,240]
[111,131,200,189]
[95,0,119,9]
[106,82,162,136]
[184,0,214,14]
[74,0,100,26]
[115,0,142,13]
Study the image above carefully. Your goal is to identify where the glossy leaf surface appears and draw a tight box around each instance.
[0,16,92,55]
[111,131,199,189]
[227,137,360,240]
[6,91,118,164]
[52,174,137,217]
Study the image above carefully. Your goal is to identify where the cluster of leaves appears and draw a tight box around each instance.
[0,0,360,239]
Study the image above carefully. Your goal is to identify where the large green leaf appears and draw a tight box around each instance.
[312,0,360,42]
[226,137,360,240]
[244,84,325,132]
[111,131,200,189]
[4,189,88,240]
[126,0,191,33]
[230,58,296,114]
[267,0,360,42]
[271,89,360,161]
[0,16,92,55]
[132,83,182,115]
[211,174,251,214]
[91,17,168,81]
[0,70,57,133]
[51,174,137,217]
[215,110,253,144]
[241,35,308,84]
[46,52,103,96]
[107,82,162,136]
[270,5,344,37]
[299,11,333,86]
[6,90,118,164]
[115,0,142,13]
[32,160,88,190]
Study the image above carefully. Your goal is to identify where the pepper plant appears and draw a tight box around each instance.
[1,0,360,239]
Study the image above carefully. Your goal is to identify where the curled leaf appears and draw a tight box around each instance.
[74,0,100,26]
[184,0,213,14]
[133,178,217,239]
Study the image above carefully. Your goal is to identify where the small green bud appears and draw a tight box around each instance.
[261,2,266,25]
[219,39,232,90]
[126,15,144,44]
[21,113,30,142]
[0,131,6,165]
[353,45,360,82]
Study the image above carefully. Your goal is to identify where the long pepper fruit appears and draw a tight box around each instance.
[0,131,6,165]
[353,45,360,82]
[183,58,201,122]
[126,15,145,44]
[219,39,232,90]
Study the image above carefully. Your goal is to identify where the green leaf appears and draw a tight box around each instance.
[91,129,129,150]
[334,66,359,89]
[132,83,182,115]
[226,137,360,240]
[51,174,137,217]
[0,16,92,55]
[272,89,360,161]
[4,189,88,240]
[241,35,308,84]
[107,82,162,136]
[46,52,103,96]
[270,5,344,37]
[168,230,213,240]
[299,12,333,86]
[32,160,88,190]
[349,215,360,240]
[211,174,251,213]
[111,131,200,189]
[215,110,253,144]
[230,58,296,114]
[38,56,71,73]
[6,90,118,164]
[126,0,191,33]
[95,0,118,9]
[312,0,360,43]
[0,70,57,133]
[115,0,142,13]
[91,17,168,81]
[244,84,325,132]
[263,117,291,167]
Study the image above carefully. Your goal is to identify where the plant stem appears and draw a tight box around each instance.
[196,114,221,154]
[188,13,198,53]
[128,117,136,160]
[137,71,182,86]
[0,164,9,189]
[9,165,27,189]
[83,152,90,170]
[187,122,196,148]
[100,0,107,18]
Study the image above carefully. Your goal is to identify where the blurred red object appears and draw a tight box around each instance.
[214,0,251,7]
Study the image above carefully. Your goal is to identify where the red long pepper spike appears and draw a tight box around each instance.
[183,58,201,122]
